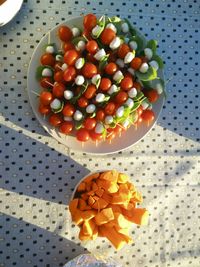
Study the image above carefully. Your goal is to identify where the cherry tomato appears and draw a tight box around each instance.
[144,89,159,103]
[84,84,96,99]
[99,78,111,91]
[49,114,62,127]
[82,62,97,78]
[141,110,155,123]
[104,62,118,75]
[38,104,51,115]
[130,57,142,70]
[140,56,148,63]
[40,91,53,105]
[59,121,73,134]
[100,28,116,45]
[40,77,53,89]
[136,116,143,125]
[120,77,133,91]
[62,103,75,117]
[117,44,130,59]
[115,91,128,104]
[96,109,105,121]
[83,14,97,31]
[77,97,88,108]
[132,81,142,91]
[64,49,79,66]
[82,29,92,40]
[76,128,90,142]
[105,102,115,115]
[40,53,55,66]
[89,131,103,141]
[106,129,116,141]
[54,71,64,83]
[52,82,66,98]
[84,118,97,130]
[86,40,98,54]
[137,106,143,116]
[63,41,75,52]
[58,26,73,42]
[63,66,76,82]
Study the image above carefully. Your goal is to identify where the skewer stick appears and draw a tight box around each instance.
[134,124,138,131]
[45,80,54,87]
[48,31,51,44]
[43,114,46,120]
[95,140,98,147]
[31,90,40,96]
[81,142,84,148]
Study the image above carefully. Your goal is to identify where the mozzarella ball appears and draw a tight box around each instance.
[129,40,138,50]
[46,45,55,54]
[127,67,135,76]
[86,104,96,113]
[75,75,85,86]
[64,90,74,100]
[116,106,124,118]
[96,93,105,103]
[109,36,121,50]
[116,58,125,68]
[139,62,149,73]
[42,68,52,77]
[155,83,163,95]
[121,22,129,33]
[95,123,104,134]
[76,40,86,51]
[122,119,130,128]
[124,51,135,64]
[105,115,114,124]
[108,84,119,95]
[113,70,124,82]
[73,110,83,121]
[91,74,101,85]
[72,27,81,37]
[50,98,61,110]
[128,87,137,98]
[144,48,153,60]
[64,116,73,122]
[75,58,85,69]
[141,101,149,110]
[94,49,106,61]
[125,98,134,109]
[106,23,117,33]
[61,63,68,71]
[92,25,102,37]
[149,60,159,71]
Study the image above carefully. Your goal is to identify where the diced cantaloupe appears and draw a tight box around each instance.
[92,182,99,192]
[95,187,104,198]
[81,209,97,220]
[79,227,91,241]
[102,192,112,203]
[99,225,127,250]
[71,211,83,225]
[117,173,129,184]
[79,198,87,211]
[125,208,149,225]
[100,170,118,183]
[88,195,96,207]
[111,193,129,204]
[77,182,86,192]
[131,191,143,203]
[94,208,114,225]
[84,173,100,183]
[92,197,108,210]
[82,218,96,237]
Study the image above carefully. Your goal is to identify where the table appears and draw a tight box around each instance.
[0,0,200,266]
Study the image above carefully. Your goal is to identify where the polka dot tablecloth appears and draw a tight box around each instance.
[0,0,200,266]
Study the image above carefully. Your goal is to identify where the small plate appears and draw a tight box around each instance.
[27,16,164,154]
[0,0,23,27]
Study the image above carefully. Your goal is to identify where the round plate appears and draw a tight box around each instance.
[27,16,164,154]
[0,0,23,27]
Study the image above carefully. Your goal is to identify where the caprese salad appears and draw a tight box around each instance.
[36,14,165,143]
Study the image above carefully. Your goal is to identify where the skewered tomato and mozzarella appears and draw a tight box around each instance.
[36,14,164,143]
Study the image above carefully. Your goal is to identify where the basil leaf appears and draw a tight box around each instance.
[89,112,96,118]
[92,15,106,39]
[135,66,157,81]
[129,111,138,124]
[134,91,144,101]
[75,120,83,130]
[109,16,121,23]
[70,82,88,104]
[130,102,141,112]
[99,54,109,71]
[151,54,164,69]
[146,39,157,54]
[71,36,86,45]
[124,18,137,36]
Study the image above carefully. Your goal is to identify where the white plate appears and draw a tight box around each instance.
[0,0,23,26]
[27,16,164,154]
